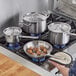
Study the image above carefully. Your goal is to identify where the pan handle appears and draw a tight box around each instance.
[67,32,76,36]
[61,28,76,36]
[19,35,39,39]
[61,29,76,36]
[46,54,66,60]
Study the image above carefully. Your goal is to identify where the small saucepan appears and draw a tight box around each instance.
[23,40,53,58]
[3,27,39,43]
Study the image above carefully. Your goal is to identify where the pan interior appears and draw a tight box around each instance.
[23,40,53,58]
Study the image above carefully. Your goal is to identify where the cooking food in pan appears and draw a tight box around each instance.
[27,45,48,56]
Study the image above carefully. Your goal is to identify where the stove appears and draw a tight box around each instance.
[0,13,76,73]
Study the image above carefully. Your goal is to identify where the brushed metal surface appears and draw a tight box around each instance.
[48,22,71,45]
[49,31,70,45]
[23,12,47,34]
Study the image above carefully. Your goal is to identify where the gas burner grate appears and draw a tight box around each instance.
[32,57,46,63]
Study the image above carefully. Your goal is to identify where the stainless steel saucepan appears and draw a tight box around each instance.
[3,27,39,43]
[48,22,76,45]
[48,22,71,45]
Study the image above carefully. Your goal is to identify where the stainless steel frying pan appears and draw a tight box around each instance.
[23,40,53,58]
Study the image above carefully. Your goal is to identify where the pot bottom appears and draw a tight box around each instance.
[54,44,66,49]
[7,43,21,50]
[30,33,41,37]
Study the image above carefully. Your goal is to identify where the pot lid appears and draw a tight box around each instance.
[50,0,76,20]
[3,27,22,36]
[23,12,47,22]
[48,22,71,33]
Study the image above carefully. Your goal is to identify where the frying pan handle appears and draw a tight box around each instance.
[47,54,66,60]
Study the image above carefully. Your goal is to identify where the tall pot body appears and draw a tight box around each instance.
[5,35,20,43]
[49,31,70,45]
[23,20,46,34]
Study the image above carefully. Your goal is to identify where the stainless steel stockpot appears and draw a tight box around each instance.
[3,27,22,43]
[48,22,71,45]
[22,12,48,34]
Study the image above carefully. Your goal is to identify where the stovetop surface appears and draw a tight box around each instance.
[0,13,76,72]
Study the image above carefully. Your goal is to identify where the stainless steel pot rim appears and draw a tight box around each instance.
[23,12,47,22]
[3,27,22,36]
[23,40,53,58]
[48,22,71,33]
